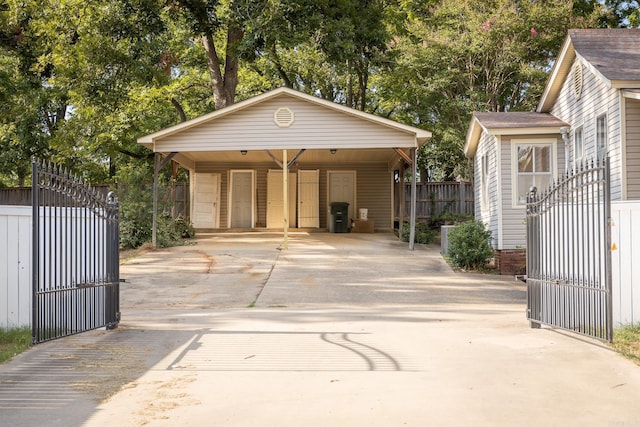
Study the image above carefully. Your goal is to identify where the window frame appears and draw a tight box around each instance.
[480,153,489,213]
[511,139,557,208]
[574,126,584,165]
[596,113,608,160]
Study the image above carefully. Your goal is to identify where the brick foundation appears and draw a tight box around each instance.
[494,249,526,276]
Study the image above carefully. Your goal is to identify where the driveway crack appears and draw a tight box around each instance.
[249,246,282,307]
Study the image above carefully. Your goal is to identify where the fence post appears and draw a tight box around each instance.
[105,191,120,329]
[31,161,39,343]
[526,186,541,329]
[604,157,612,342]
[458,181,464,215]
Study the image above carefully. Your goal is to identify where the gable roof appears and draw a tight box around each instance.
[138,87,431,148]
[538,29,640,112]
[464,112,569,158]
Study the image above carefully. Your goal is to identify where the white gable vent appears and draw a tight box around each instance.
[274,107,295,128]
[573,63,583,100]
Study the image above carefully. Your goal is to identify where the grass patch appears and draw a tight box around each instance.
[611,325,640,365]
[0,327,32,364]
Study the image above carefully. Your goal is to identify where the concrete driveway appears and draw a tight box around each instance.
[1,232,640,426]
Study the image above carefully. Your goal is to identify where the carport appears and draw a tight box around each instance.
[137,87,431,249]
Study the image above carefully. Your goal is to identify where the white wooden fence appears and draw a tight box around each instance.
[611,201,640,326]
[0,206,32,328]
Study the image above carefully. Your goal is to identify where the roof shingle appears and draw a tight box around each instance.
[569,29,640,82]
[473,112,568,129]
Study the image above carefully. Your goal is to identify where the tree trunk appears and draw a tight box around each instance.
[358,69,368,111]
[222,24,243,107]
[202,33,227,110]
[269,47,293,88]
[171,97,187,122]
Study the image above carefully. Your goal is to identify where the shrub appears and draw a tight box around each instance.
[447,220,493,270]
[428,213,473,229]
[156,212,195,248]
[401,221,436,244]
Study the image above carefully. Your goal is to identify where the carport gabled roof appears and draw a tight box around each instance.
[138,87,431,151]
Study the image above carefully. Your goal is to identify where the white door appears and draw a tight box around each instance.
[298,170,319,228]
[230,171,254,228]
[328,171,355,222]
[267,170,297,228]
[192,173,220,228]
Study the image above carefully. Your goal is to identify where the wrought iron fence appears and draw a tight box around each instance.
[31,161,120,343]
[525,158,612,342]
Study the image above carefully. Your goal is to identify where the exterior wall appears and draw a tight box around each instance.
[497,134,564,250]
[194,162,392,231]
[625,98,640,199]
[0,206,31,328]
[474,132,500,249]
[154,96,416,152]
[549,57,623,200]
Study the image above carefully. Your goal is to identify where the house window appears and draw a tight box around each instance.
[515,144,552,205]
[574,126,584,163]
[481,154,489,212]
[596,114,607,159]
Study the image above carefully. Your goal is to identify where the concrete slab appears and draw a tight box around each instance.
[1,232,640,427]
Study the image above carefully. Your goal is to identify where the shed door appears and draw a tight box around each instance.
[329,171,356,223]
[298,170,319,228]
[192,173,220,228]
[230,171,254,228]
[267,170,297,228]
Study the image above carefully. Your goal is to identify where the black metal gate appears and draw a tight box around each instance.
[32,161,120,343]
[525,158,612,342]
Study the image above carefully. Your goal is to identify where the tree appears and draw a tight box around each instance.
[377,0,603,181]
[0,0,67,186]
[603,0,640,27]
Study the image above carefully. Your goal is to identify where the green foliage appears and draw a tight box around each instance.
[1,0,636,189]
[156,212,194,248]
[401,221,436,244]
[115,159,194,249]
[377,0,605,181]
[447,220,493,270]
[0,327,32,364]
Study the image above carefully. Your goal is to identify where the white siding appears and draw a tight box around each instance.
[550,57,623,200]
[626,98,640,199]
[154,96,416,152]
[474,133,500,249]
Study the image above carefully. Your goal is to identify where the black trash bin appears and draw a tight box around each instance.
[330,202,350,233]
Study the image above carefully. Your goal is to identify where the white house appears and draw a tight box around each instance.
[464,28,640,325]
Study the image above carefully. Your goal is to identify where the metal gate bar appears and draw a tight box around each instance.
[526,158,612,342]
[32,161,120,344]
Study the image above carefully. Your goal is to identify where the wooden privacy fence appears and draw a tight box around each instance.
[1,183,189,219]
[403,181,474,219]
